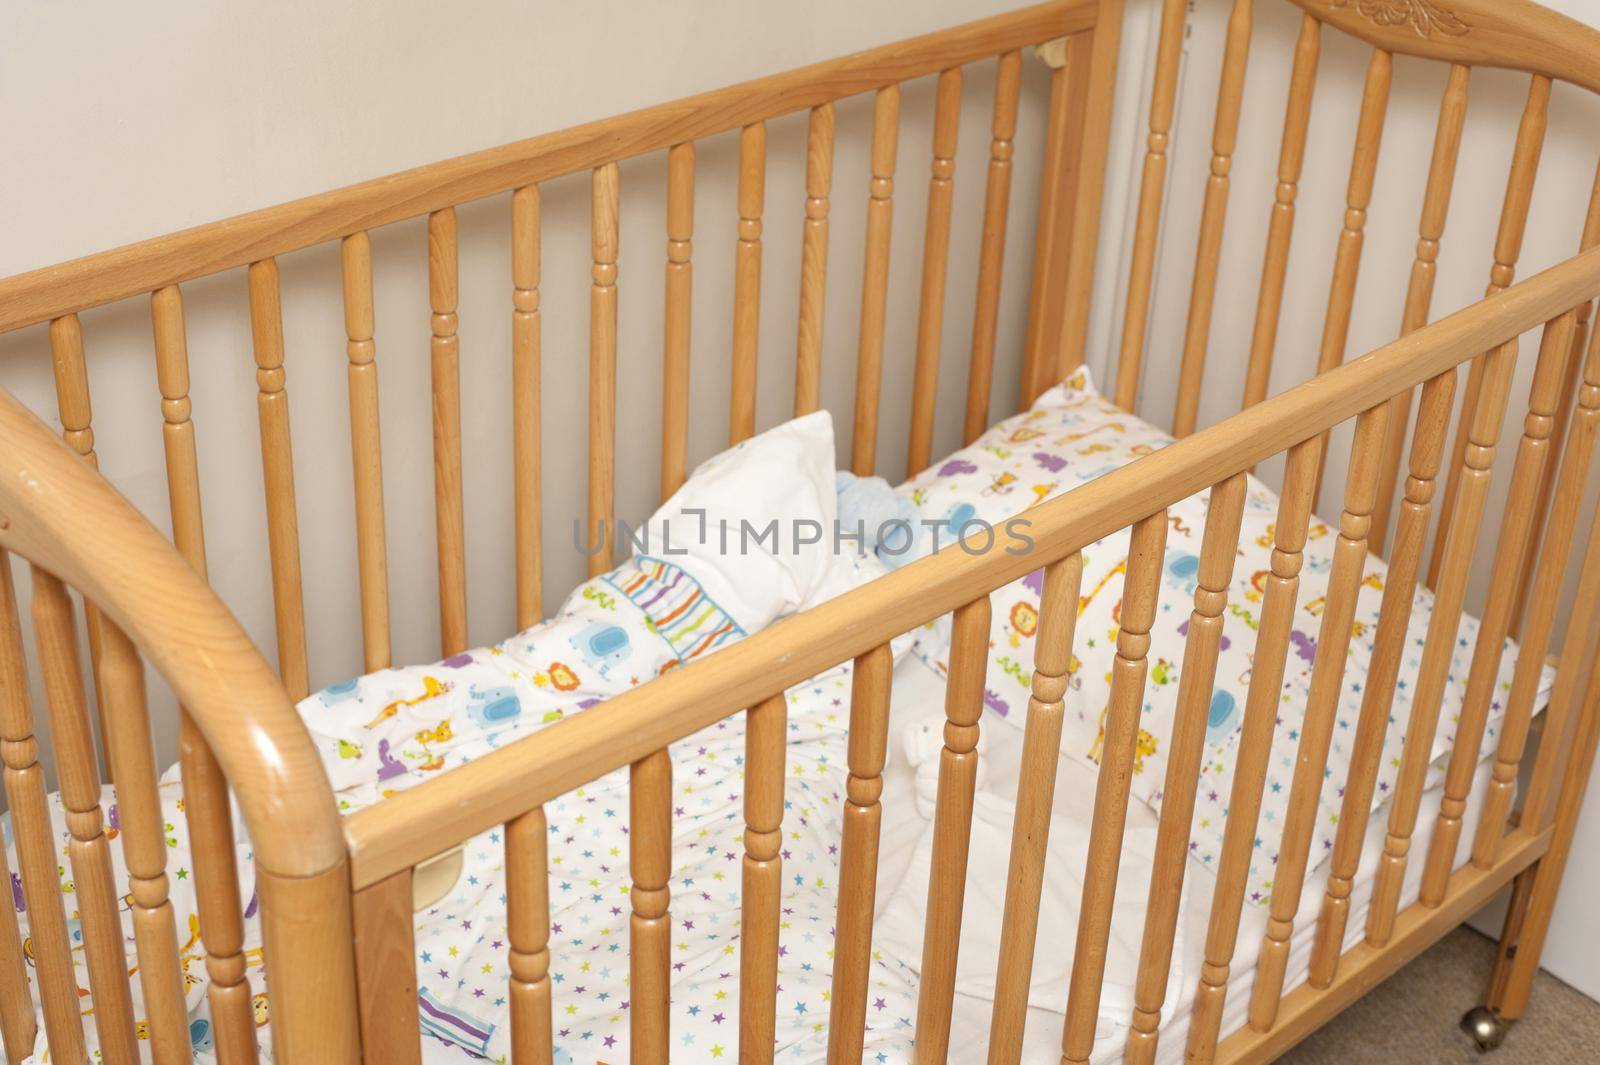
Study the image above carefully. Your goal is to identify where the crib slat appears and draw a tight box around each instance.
[851,85,900,477]
[1114,0,1192,412]
[0,783,30,1064]
[1171,0,1253,439]
[1430,75,1550,587]
[630,747,672,1064]
[1250,408,1387,1027]
[589,163,620,576]
[0,556,84,1062]
[1419,310,1573,901]
[342,231,392,671]
[1126,475,1246,1065]
[428,208,469,656]
[1475,314,1600,866]
[1238,14,1320,414]
[740,694,787,1065]
[730,124,767,446]
[512,184,544,627]
[907,67,963,476]
[1309,371,1455,983]
[353,868,422,1065]
[1370,64,1470,553]
[1061,511,1167,1065]
[795,103,835,419]
[827,642,894,1061]
[1185,441,1319,1064]
[662,146,694,498]
[507,806,554,1065]
[964,50,1022,444]
[914,596,991,1061]
[151,285,207,571]
[1311,49,1393,506]
[247,259,310,699]
[988,553,1083,1065]
[29,569,140,1063]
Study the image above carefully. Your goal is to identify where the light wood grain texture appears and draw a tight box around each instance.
[630,747,672,1064]
[428,207,469,656]
[1125,476,1245,1065]
[731,124,766,446]
[851,85,900,477]
[1238,15,1320,416]
[988,554,1083,1065]
[1185,442,1320,1064]
[342,231,392,672]
[1370,63,1470,553]
[795,104,834,418]
[1114,0,1191,412]
[512,184,544,627]
[589,164,620,577]
[827,642,893,1062]
[965,51,1022,444]
[1430,75,1550,587]
[1061,510,1167,1065]
[907,67,963,476]
[913,596,991,1062]
[740,694,786,1065]
[662,145,693,497]
[1172,0,1253,438]
[247,258,310,700]
[0,782,32,1064]
[506,807,554,1065]
[353,869,421,1065]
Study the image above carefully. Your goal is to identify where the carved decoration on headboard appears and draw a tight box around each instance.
[1333,0,1469,39]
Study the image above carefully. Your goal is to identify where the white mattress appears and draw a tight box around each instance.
[874,652,1503,1064]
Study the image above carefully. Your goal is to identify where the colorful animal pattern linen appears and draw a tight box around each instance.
[904,367,1548,907]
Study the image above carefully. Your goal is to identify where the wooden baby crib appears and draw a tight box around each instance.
[1,0,1600,1062]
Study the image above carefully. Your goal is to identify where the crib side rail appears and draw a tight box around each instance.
[341,243,1600,1062]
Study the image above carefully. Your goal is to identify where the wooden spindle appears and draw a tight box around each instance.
[1430,75,1551,587]
[1185,441,1319,1064]
[907,67,963,476]
[247,259,310,699]
[512,184,544,628]
[507,806,554,1065]
[341,231,392,671]
[30,569,140,1063]
[589,163,620,576]
[740,694,787,1065]
[1126,477,1246,1065]
[827,642,893,1062]
[851,85,900,476]
[731,124,766,446]
[988,553,1083,1065]
[1311,49,1393,506]
[914,597,991,1062]
[1061,512,1167,1065]
[965,50,1022,444]
[353,869,422,1065]
[1309,371,1456,984]
[428,208,469,656]
[1172,0,1253,438]
[1238,14,1320,414]
[795,104,834,418]
[0,798,30,1063]
[1370,64,1470,553]
[630,747,672,1064]
[662,146,693,498]
[0,553,84,1062]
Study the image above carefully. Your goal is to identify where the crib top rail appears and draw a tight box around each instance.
[339,238,1600,890]
[1288,0,1600,96]
[0,0,1091,337]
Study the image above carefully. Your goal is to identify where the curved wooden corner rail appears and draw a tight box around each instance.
[342,241,1600,890]
[0,0,1091,336]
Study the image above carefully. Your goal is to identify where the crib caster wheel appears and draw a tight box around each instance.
[1460,1005,1509,1051]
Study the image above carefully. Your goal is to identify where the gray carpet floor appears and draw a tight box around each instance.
[1281,926,1600,1063]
